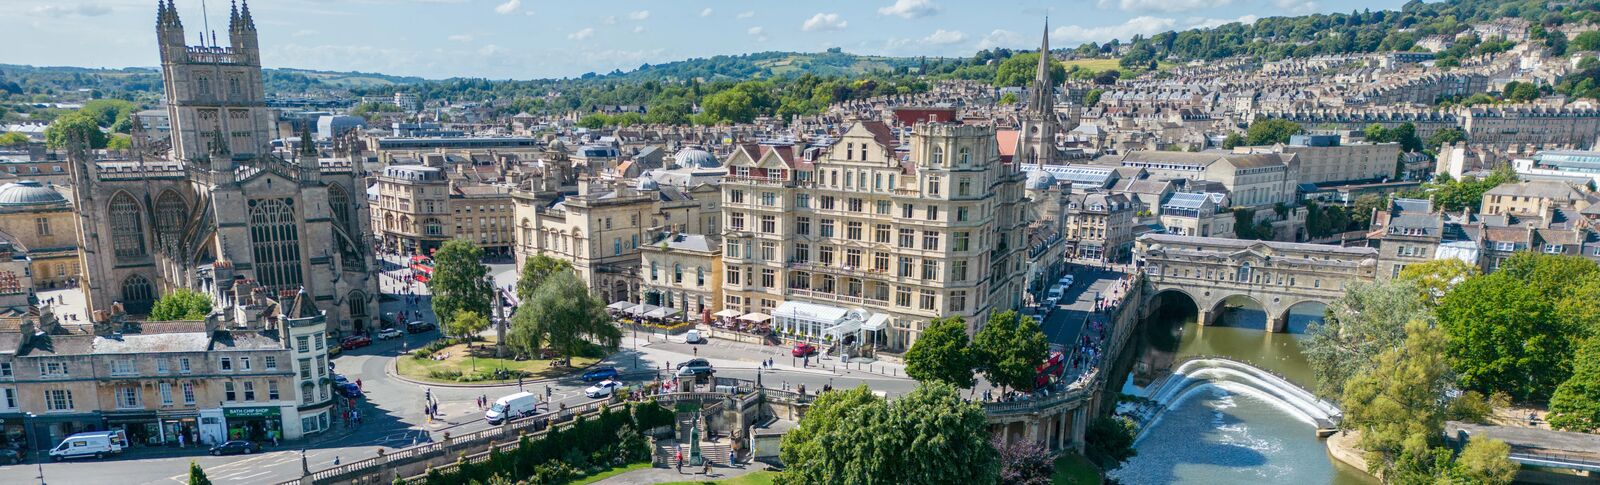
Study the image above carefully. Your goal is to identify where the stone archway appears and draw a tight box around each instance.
[1209,294,1267,330]
[1276,300,1328,334]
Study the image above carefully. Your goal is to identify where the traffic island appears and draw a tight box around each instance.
[394,336,599,385]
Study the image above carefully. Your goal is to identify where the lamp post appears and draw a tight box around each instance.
[25,412,44,485]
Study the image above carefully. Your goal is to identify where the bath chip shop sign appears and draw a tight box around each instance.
[224,407,280,418]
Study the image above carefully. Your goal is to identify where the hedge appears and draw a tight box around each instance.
[402,401,668,485]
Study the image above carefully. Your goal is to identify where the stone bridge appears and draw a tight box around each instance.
[1135,234,1379,332]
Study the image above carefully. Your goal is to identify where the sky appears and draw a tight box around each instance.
[2,0,1411,80]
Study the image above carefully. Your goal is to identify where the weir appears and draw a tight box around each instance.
[1136,356,1342,439]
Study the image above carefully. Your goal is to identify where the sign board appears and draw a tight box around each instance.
[223,407,280,419]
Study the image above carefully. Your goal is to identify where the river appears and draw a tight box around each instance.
[1111,297,1376,485]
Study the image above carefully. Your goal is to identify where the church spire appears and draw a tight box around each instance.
[1030,19,1054,115]
[239,0,255,31]
[229,0,240,32]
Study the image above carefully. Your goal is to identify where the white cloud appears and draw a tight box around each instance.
[1052,16,1176,44]
[978,29,1025,49]
[747,26,765,36]
[736,11,756,19]
[878,0,939,19]
[802,13,848,32]
[1096,0,1227,12]
[628,10,650,21]
[700,8,714,17]
[478,44,503,56]
[1185,15,1257,29]
[602,15,618,25]
[1272,0,1319,14]
[448,34,475,42]
[29,3,111,17]
[568,28,595,40]
[493,0,520,15]
[633,26,646,33]
[923,29,967,45]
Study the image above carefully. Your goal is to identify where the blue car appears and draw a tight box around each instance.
[337,383,363,399]
[580,366,620,382]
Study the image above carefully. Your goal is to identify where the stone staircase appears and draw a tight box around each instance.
[653,441,737,467]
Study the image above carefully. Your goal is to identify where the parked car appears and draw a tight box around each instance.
[584,380,623,398]
[340,335,371,350]
[406,320,435,334]
[332,374,350,387]
[684,329,705,344]
[49,431,125,461]
[376,328,403,340]
[337,383,364,399]
[0,448,20,465]
[486,392,539,425]
[675,358,714,377]
[791,342,817,357]
[580,366,620,382]
[209,440,258,456]
[327,344,342,356]
[1059,275,1075,288]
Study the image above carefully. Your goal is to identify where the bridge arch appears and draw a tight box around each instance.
[1209,293,1267,329]
[1277,300,1328,334]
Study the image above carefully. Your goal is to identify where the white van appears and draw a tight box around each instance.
[49,430,126,461]
[486,391,540,425]
[1045,286,1065,306]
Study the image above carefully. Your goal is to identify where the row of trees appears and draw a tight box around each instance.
[902,311,1050,392]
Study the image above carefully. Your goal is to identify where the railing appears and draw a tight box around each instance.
[1507,447,1600,470]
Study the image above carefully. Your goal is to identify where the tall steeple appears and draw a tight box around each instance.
[1029,18,1055,116]
[1017,20,1063,166]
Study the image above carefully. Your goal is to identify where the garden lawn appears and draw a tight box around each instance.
[657,471,778,485]
[1053,453,1103,485]
[563,462,654,485]
[395,337,599,384]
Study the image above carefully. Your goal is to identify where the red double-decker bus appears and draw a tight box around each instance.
[410,256,433,283]
[1034,351,1066,390]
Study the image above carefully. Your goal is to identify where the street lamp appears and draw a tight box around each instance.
[25,412,44,485]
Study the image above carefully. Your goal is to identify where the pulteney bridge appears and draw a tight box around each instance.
[1135,234,1379,332]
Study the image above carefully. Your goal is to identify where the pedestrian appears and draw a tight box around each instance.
[676,450,683,473]
[178,433,185,448]
[356,378,362,390]
[729,450,737,467]
[333,456,340,466]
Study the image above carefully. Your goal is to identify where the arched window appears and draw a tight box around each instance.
[249,198,303,291]
[121,274,155,314]
[1236,263,1252,283]
[110,193,146,259]
[328,183,351,231]
[154,190,187,246]
[931,146,944,166]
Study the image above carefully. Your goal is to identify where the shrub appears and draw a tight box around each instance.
[428,369,463,380]
[413,349,434,360]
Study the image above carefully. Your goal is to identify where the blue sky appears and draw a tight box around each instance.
[3,0,1409,79]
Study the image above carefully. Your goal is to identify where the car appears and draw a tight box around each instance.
[406,320,435,334]
[684,329,705,344]
[0,448,20,465]
[376,328,403,340]
[333,374,350,386]
[208,440,258,456]
[1059,275,1075,288]
[340,335,371,350]
[584,380,623,398]
[791,342,817,357]
[675,358,714,377]
[337,383,364,399]
[580,366,620,382]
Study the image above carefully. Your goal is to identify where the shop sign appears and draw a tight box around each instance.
[223,407,280,419]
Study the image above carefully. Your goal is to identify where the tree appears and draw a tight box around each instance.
[998,92,1018,105]
[81,99,137,131]
[1548,337,1600,432]
[992,53,1066,88]
[903,316,976,388]
[1084,416,1137,471]
[107,133,132,150]
[43,111,108,149]
[1244,119,1302,146]
[1425,127,1466,149]
[447,310,490,344]
[1437,271,1573,401]
[188,461,214,485]
[1455,437,1518,485]
[777,382,999,485]
[514,254,573,303]
[995,437,1054,485]
[1397,259,1480,306]
[1302,280,1428,401]
[0,132,27,146]
[972,310,1049,392]
[1083,88,1104,107]
[508,270,620,358]
[149,289,214,321]
[1341,320,1457,480]
[428,239,491,332]
[1221,132,1245,149]
[1574,31,1600,52]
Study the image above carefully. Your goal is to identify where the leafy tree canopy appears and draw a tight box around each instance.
[904,316,977,388]
[777,382,999,485]
[508,270,619,358]
[428,239,491,330]
[973,310,1049,392]
[149,289,214,321]
[1302,280,1429,401]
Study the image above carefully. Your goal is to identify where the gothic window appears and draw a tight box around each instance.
[196,77,211,98]
[327,183,351,231]
[154,190,187,245]
[248,198,303,291]
[110,193,146,259]
[228,77,242,97]
[121,275,155,314]
[347,291,369,319]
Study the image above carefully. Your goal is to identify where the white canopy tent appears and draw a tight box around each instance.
[712,309,743,318]
[643,307,681,319]
[624,304,659,316]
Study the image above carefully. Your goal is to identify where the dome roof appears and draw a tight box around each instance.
[0,181,67,207]
[672,147,720,169]
[1025,170,1057,190]
[636,176,660,191]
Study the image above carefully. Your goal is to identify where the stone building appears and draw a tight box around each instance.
[1236,134,1401,185]
[0,181,80,289]
[638,233,722,319]
[69,1,377,335]
[1064,192,1135,262]
[1116,151,1299,209]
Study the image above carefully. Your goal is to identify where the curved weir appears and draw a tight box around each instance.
[1137,357,1342,441]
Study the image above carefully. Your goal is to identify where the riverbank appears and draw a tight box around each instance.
[1326,428,1371,478]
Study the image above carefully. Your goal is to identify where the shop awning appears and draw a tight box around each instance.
[861,313,890,331]
[738,312,772,323]
[713,309,742,318]
[625,304,658,316]
[644,307,681,319]
[607,301,635,311]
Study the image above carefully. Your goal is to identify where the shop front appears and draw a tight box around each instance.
[222,407,282,442]
[26,412,102,451]
[0,413,25,452]
[158,411,200,447]
[104,411,161,448]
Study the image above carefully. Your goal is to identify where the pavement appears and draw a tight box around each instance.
[19,257,918,485]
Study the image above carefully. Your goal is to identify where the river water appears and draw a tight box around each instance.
[1111,299,1376,485]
